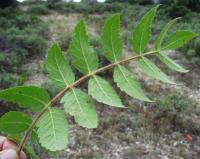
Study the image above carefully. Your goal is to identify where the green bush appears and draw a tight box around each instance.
[160,0,200,13]
[46,0,62,9]
[47,1,122,14]
[0,0,17,8]
[106,0,153,4]
[164,3,190,18]
[156,92,190,112]
[26,4,49,15]
[0,8,49,88]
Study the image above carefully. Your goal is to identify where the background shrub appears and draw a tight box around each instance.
[0,8,49,88]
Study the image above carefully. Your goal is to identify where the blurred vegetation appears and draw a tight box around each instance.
[0,8,49,88]
[0,0,17,8]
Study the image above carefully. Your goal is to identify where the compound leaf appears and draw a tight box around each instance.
[139,57,175,84]
[0,86,50,112]
[69,20,99,74]
[114,65,151,102]
[88,75,124,108]
[162,30,197,50]
[36,108,68,151]
[157,53,188,73]
[131,6,158,54]
[154,18,180,50]
[101,14,122,63]
[0,111,32,134]
[45,44,75,89]
[61,88,98,128]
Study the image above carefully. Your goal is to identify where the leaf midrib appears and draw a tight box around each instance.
[71,88,93,127]
[77,29,91,73]
[162,34,190,50]
[48,108,58,149]
[2,92,47,106]
[54,51,70,86]
[93,75,113,103]
[110,20,117,62]
[117,65,141,97]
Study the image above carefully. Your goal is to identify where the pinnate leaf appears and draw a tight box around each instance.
[101,14,122,63]
[88,75,124,108]
[162,30,197,50]
[61,88,98,128]
[114,65,151,102]
[0,111,32,134]
[36,108,68,151]
[132,6,158,54]
[154,18,180,50]
[139,57,175,84]
[157,53,188,73]
[69,20,99,74]
[0,86,50,112]
[45,44,75,89]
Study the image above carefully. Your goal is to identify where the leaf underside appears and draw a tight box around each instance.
[139,57,175,84]
[61,88,98,128]
[157,53,188,73]
[88,75,124,108]
[69,20,99,74]
[132,6,158,54]
[45,44,75,89]
[36,108,68,151]
[114,65,151,102]
[101,14,123,63]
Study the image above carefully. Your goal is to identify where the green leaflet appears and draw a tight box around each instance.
[114,65,151,102]
[0,111,32,134]
[36,108,68,151]
[69,20,99,74]
[61,88,98,128]
[154,18,180,50]
[0,86,50,112]
[131,6,158,54]
[88,75,124,108]
[162,30,197,50]
[45,44,75,89]
[139,57,175,84]
[101,14,123,63]
[157,53,188,73]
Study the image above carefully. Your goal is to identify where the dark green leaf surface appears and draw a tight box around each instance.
[0,111,32,134]
[0,86,50,112]
[131,6,158,54]
[88,75,124,108]
[157,53,188,73]
[37,108,68,151]
[162,30,197,50]
[114,65,151,102]
[69,20,99,74]
[139,57,175,84]
[61,88,98,128]
[45,44,75,89]
[101,14,123,63]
